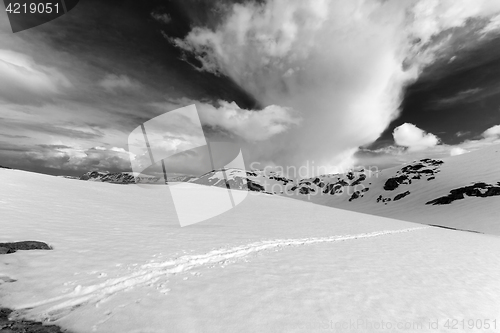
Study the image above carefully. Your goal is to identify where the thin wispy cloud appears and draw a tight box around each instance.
[0,49,71,105]
[434,88,483,106]
[99,74,141,93]
[151,12,171,24]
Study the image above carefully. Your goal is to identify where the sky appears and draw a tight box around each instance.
[1,0,500,177]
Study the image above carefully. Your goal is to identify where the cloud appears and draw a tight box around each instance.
[450,147,468,156]
[2,118,104,140]
[99,74,141,93]
[358,124,500,168]
[168,0,500,174]
[197,101,301,142]
[23,145,133,173]
[483,124,500,138]
[0,133,29,139]
[150,99,301,141]
[481,13,500,35]
[455,131,471,137]
[435,88,483,106]
[151,12,171,24]
[0,49,71,105]
[393,123,440,151]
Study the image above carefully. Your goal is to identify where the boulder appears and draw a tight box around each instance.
[383,175,408,191]
[0,241,52,254]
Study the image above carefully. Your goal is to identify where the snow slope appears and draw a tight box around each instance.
[188,168,294,194]
[1,169,500,332]
[288,144,500,235]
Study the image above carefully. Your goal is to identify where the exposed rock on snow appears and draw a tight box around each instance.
[0,308,66,333]
[0,241,52,254]
[189,169,295,194]
[393,191,411,201]
[79,171,164,184]
[289,144,500,234]
[426,182,500,205]
[383,175,409,191]
[383,159,442,191]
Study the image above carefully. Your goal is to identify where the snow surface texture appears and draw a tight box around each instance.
[2,169,500,332]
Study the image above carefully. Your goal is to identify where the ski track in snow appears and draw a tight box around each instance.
[17,227,429,321]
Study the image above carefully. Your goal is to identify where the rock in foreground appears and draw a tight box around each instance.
[0,241,52,254]
[0,308,68,332]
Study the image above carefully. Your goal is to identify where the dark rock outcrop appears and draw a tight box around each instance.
[299,187,315,195]
[80,171,161,184]
[0,307,68,332]
[426,182,500,205]
[394,191,411,201]
[377,195,392,204]
[323,183,343,195]
[0,241,52,254]
[383,175,409,191]
[351,174,367,186]
[247,180,265,192]
[384,158,443,191]
[269,175,292,184]
[349,191,361,202]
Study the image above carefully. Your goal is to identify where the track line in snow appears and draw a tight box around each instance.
[17,227,429,321]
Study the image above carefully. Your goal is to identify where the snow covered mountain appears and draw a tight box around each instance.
[78,171,195,184]
[188,168,295,194]
[287,143,500,235]
[79,171,161,184]
[178,144,500,234]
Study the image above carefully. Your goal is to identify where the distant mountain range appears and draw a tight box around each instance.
[290,144,500,235]
[35,143,500,234]
[173,144,500,235]
[74,171,195,184]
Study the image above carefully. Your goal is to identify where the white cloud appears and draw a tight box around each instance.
[435,88,483,106]
[24,145,133,172]
[99,74,141,93]
[393,123,440,151]
[0,49,71,105]
[169,0,500,173]
[450,147,468,156]
[150,99,301,143]
[197,101,301,142]
[481,13,500,35]
[483,124,500,138]
[151,12,171,24]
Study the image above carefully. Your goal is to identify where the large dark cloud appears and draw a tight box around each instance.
[373,35,500,148]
